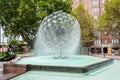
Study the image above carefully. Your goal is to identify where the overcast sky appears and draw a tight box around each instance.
[0,27,8,42]
[0,26,22,43]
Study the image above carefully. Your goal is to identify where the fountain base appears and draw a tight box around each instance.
[27,59,113,73]
[15,55,113,73]
[1,55,113,79]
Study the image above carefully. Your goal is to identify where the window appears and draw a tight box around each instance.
[104,31,107,35]
[94,31,100,36]
[116,33,119,35]
[92,0,98,5]
[117,39,119,44]
[92,8,99,12]
[103,8,105,11]
[105,40,107,43]
[112,39,119,45]
[98,40,101,44]
[94,40,96,45]
[102,0,105,3]
[94,16,98,19]
[94,40,101,45]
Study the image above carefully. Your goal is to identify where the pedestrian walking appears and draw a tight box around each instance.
[111,49,115,59]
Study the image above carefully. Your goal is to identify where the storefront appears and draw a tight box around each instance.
[91,45,120,54]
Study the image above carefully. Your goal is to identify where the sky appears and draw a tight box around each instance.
[0,27,8,42]
[0,25,23,43]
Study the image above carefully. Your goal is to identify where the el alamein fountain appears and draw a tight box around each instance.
[1,11,113,80]
[34,10,80,58]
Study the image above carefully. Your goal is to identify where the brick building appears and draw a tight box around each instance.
[72,0,120,54]
[82,0,105,19]
[72,0,81,9]
[92,29,119,54]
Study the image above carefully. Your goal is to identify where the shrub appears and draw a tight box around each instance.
[0,52,7,57]
[15,51,23,54]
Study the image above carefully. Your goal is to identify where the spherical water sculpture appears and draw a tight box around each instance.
[34,11,81,56]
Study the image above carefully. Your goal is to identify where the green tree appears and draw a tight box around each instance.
[0,0,72,45]
[98,0,120,31]
[72,3,94,47]
[97,12,111,31]
[105,0,120,23]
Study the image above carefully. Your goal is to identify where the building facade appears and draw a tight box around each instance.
[72,0,82,9]
[72,0,120,54]
[84,0,105,19]
[91,29,119,54]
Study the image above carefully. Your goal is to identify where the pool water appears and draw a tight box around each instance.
[16,55,108,67]
[11,60,120,80]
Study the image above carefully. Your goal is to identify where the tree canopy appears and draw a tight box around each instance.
[0,0,72,44]
[98,0,120,31]
[72,3,94,46]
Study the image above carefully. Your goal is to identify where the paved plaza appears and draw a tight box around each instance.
[92,54,120,60]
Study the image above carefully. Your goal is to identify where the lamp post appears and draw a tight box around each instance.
[101,32,104,56]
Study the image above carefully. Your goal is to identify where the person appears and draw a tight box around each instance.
[111,49,115,59]
[88,48,91,55]
[104,53,106,58]
[7,48,14,55]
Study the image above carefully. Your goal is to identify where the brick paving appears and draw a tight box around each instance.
[0,73,17,80]
[0,52,33,78]
[0,62,7,77]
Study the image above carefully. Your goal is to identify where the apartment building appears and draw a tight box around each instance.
[92,29,119,54]
[83,0,105,19]
[72,0,120,54]
[72,0,105,19]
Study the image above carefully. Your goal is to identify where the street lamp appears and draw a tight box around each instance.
[100,31,105,57]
